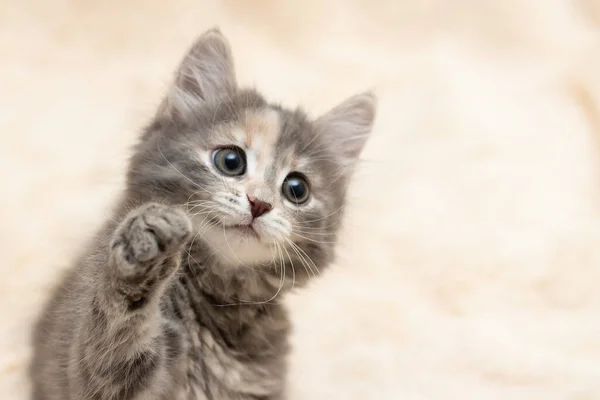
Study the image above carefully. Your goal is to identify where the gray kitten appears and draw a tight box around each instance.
[30,28,376,400]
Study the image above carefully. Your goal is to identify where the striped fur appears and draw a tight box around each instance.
[30,28,375,399]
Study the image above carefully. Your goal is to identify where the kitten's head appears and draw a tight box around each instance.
[128,29,375,279]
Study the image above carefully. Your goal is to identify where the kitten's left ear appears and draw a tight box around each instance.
[315,91,377,166]
[160,28,237,120]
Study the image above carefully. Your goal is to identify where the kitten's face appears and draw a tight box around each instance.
[189,108,324,266]
[129,29,376,270]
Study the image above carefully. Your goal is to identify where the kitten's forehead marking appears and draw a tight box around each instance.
[242,109,281,178]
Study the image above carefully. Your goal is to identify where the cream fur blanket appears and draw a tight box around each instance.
[2,1,600,398]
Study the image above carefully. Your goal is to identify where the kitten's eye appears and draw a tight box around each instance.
[282,173,310,205]
[213,147,246,176]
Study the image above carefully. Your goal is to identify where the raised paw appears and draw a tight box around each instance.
[110,203,193,276]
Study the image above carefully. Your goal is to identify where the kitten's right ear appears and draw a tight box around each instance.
[315,91,377,168]
[159,28,237,120]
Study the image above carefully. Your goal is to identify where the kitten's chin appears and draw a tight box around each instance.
[199,223,278,267]
[226,224,260,240]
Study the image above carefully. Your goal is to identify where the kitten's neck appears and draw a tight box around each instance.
[182,241,294,306]
[174,255,292,359]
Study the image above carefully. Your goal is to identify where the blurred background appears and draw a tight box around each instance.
[2,0,600,399]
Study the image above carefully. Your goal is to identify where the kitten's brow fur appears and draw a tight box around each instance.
[30,28,376,400]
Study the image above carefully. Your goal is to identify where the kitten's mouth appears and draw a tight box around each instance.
[227,224,259,239]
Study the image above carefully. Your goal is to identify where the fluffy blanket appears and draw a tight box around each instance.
[2,1,600,398]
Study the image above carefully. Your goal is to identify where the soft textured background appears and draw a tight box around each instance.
[2,0,600,399]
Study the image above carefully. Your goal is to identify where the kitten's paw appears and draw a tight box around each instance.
[111,203,192,275]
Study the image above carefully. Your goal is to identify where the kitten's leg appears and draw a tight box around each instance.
[70,203,192,399]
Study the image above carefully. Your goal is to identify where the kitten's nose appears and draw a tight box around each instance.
[247,195,272,219]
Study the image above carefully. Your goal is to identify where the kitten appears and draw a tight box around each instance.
[30,28,376,400]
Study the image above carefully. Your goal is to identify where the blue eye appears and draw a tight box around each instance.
[282,173,310,204]
[213,147,246,176]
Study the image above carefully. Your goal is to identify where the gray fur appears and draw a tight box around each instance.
[30,28,376,400]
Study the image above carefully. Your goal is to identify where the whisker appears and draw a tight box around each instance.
[187,203,220,214]
[217,239,286,307]
[296,205,345,224]
[185,212,214,263]
[280,240,296,290]
[290,230,337,244]
[290,229,337,236]
[284,238,318,277]
[293,220,340,228]
[290,240,321,277]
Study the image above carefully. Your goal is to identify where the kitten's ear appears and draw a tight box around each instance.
[161,28,237,119]
[315,92,377,166]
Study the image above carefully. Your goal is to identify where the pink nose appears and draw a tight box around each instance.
[247,195,272,219]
